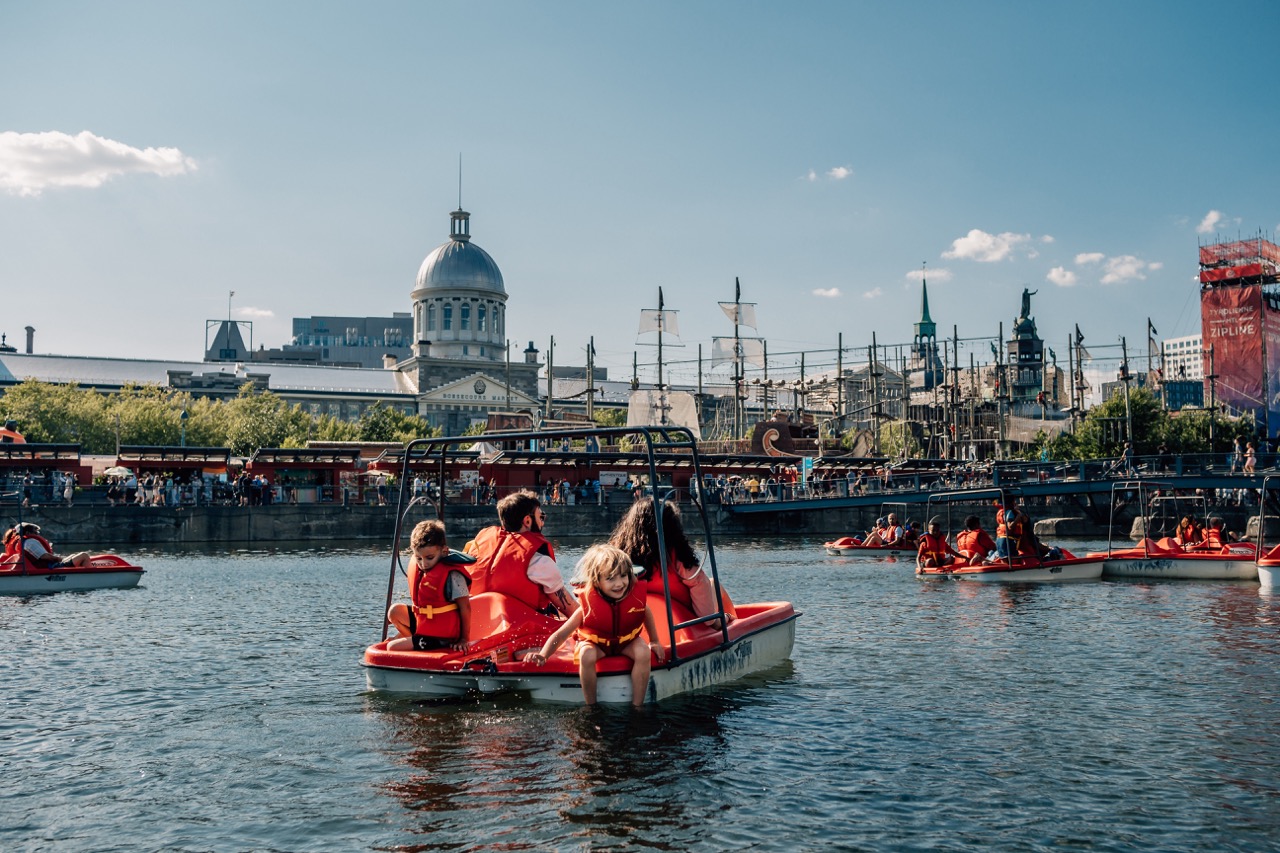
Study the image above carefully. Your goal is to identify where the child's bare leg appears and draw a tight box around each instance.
[578,644,603,705]
[386,604,411,638]
[624,638,652,707]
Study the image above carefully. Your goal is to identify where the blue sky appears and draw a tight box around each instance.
[2,0,1277,391]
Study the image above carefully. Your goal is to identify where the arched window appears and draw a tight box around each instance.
[496,307,503,336]
[442,304,453,331]
[426,304,436,332]
[478,306,487,332]
[461,303,471,331]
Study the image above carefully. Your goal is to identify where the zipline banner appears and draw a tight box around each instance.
[1202,284,1264,421]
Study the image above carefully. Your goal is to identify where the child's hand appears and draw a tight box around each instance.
[526,651,546,666]
[651,643,667,663]
[450,639,471,652]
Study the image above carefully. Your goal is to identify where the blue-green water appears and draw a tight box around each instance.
[3,538,1279,852]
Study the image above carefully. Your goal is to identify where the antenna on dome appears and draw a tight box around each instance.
[458,153,463,209]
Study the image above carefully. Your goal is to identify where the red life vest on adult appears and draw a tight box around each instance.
[918,532,950,562]
[957,528,996,557]
[407,561,464,642]
[643,553,695,611]
[1204,527,1225,550]
[3,531,55,567]
[467,526,555,612]
[577,582,647,655]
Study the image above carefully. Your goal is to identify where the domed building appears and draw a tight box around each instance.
[401,207,542,434]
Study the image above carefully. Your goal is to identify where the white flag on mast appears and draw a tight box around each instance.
[718,301,758,329]
[637,309,681,338]
[711,336,766,368]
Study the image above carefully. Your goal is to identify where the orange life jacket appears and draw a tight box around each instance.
[467,526,555,612]
[3,531,55,567]
[918,532,950,561]
[957,528,996,557]
[1204,528,1225,550]
[644,553,695,612]
[407,561,465,641]
[577,582,647,655]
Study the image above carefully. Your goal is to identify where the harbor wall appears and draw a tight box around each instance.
[9,500,1261,549]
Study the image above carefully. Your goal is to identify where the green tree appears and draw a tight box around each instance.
[593,408,627,427]
[356,403,438,443]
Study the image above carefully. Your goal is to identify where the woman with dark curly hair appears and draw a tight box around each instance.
[608,499,735,626]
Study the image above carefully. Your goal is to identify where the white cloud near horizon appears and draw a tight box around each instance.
[1075,252,1105,265]
[1197,209,1224,234]
[942,229,1032,262]
[812,287,841,298]
[0,130,197,196]
[826,166,853,180]
[863,287,883,299]
[1047,266,1077,287]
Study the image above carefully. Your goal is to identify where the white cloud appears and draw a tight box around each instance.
[237,307,275,319]
[826,166,853,180]
[863,287,883,299]
[1197,209,1224,234]
[905,267,953,283]
[1047,266,1077,287]
[1041,235,1055,244]
[1100,255,1156,285]
[805,169,817,182]
[1075,252,1105,265]
[812,287,841,298]
[942,229,1031,262]
[0,130,196,197]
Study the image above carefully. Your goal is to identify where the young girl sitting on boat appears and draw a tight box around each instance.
[386,520,472,652]
[527,544,666,707]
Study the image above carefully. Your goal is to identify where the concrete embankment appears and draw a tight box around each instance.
[12,500,1262,549]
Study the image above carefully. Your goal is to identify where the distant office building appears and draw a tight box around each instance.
[1163,379,1204,410]
[1162,334,1203,382]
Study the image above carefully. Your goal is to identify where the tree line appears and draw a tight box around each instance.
[0,380,439,456]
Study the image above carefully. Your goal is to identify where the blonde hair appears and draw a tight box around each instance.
[576,544,635,594]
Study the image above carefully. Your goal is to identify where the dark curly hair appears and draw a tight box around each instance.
[608,499,699,581]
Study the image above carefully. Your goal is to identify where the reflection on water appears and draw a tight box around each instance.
[4,543,1280,851]
[369,665,796,851]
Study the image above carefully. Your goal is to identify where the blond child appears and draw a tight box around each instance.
[527,544,666,706]
[387,520,472,652]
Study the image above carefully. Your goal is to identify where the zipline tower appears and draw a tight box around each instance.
[1198,234,1280,433]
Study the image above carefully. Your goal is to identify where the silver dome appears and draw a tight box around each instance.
[415,240,505,294]
[414,209,506,295]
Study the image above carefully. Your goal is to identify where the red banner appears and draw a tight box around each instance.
[1199,262,1271,283]
[1202,284,1264,417]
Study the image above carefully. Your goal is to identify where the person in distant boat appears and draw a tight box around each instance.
[917,517,962,569]
[994,501,1032,559]
[864,513,904,546]
[387,520,472,652]
[1200,517,1234,551]
[1174,516,1201,549]
[465,489,579,618]
[956,515,997,562]
[527,544,666,707]
[2,523,90,568]
[609,498,736,627]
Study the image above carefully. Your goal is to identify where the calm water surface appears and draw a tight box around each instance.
[3,537,1280,852]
